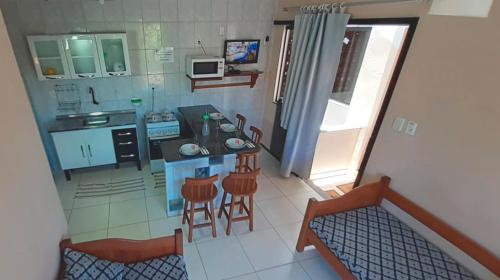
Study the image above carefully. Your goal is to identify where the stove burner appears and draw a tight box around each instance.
[145,112,177,123]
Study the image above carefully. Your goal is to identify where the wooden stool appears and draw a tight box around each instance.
[218,169,260,235]
[237,126,263,172]
[181,175,218,242]
[236,113,246,133]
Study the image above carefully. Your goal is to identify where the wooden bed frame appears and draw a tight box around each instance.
[296,177,500,279]
[59,229,183,278]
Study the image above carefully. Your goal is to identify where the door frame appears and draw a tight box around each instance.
[272,17,419,184]
[350,17,419,187]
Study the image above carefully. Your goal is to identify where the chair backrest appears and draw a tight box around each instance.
[182,175,218,202]
[250,126,263,145]
[236,113,246,132]
[222,169,260,195]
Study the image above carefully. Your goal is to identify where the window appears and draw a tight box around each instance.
[273,26,294,103]
[331,27,372,105]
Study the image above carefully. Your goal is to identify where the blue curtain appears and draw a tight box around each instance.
[280,7,349,178]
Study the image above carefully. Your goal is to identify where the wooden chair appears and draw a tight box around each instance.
[181,175,218,242]
[236,113,246,133]
[237,126,263,173]
[218,169,260,235]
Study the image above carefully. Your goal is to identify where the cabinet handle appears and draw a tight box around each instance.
[87,145,93,157]
[119,141,133,145]
[120,154,135,158]
[117,132,132,136]
[80,145,85,158]
[78,74,95,78]
[46,76,64,80]
[109,72,125,76]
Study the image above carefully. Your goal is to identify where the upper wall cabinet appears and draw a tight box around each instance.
[95,34,131,77]
[63,35,102,79]
[27,36,71,80]
[27,33,131,81]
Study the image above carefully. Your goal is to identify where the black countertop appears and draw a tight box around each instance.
[160,105,259,163]
[48,110,137,133]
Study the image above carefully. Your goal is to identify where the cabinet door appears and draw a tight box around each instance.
[63,35,102,79]
[51,131,89,169]
[27,36,71,81]
[95,34,131,77]
[84,128,117,166]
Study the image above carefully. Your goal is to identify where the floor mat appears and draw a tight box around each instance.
[76,177,145,198]
[153,172,165,189]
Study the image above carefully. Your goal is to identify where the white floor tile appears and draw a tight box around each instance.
[58,190,75,210]
[54,173,80,193]
[269,176,313,196]
[73,196,110,208]
[256,197,303,228]
[275,222,319,261]
[257,263,311,280]
[109,198,147,227]
[197,237,254,280]
[286,191,323,215]
[64,210,71,222]
[79,169,112,185]
[300,257,340,280]
[111,166,143,182]
[238,228,295,271]
[68,204,109,235]
[254,175,284,201]
[220,205,273,236]
[108,222,151,240]
[226,273,259,280]
[71,229,108,244]
[109,190,145,203]
[184,245,208,280]
[146,194,167,220]
[149,216,182,239]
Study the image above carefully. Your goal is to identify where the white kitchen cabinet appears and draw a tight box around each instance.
[95,34,131,77]
[51,128,116,171]
[63,34,102,79]
[51,130,89,169]
[84,128,116,166]
[27,35,71,81]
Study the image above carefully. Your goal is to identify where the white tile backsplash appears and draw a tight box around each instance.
[3,0,275,171]
[160,0,178,22]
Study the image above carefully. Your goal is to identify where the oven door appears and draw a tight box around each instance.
[148,136,180,173]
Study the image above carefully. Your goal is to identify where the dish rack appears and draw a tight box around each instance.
[55,84,81,112]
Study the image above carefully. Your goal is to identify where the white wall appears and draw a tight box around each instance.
[0,10,68,280]
[0,0,276,173]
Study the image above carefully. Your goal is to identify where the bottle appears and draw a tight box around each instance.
[202,114,210,136]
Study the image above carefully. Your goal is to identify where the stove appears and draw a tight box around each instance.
[145,112,180,173]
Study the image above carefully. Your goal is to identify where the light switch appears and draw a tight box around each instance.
[405,121,418,136]
[392,117,406,132]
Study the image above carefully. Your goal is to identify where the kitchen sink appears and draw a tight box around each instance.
[83,115,110,127]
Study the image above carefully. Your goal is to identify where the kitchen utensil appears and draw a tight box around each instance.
[209,112,224,120]
[220,123,236,133]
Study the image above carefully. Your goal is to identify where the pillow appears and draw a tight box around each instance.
[63,248,124,280]
[123,255,188,280]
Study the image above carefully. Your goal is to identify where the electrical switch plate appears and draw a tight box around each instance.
[392,117,406,132]
[405,121,418,136]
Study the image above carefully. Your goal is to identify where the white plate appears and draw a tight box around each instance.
[220,123,236,133]
[225,138,245,149]
[179,143,200,156]
[210,112,224,120]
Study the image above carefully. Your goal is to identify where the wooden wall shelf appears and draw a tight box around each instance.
[186,71,263,92]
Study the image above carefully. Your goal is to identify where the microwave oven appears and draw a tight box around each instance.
[186,55,225,79]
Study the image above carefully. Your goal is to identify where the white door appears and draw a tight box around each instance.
[27,35,71,81]
[63,34,102,79]
[51,130,89,169]
[95,33,131,77]
[84,128,117,166]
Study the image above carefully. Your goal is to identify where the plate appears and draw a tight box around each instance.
[220,123,236,133]
[179,143,200,156]
[210,112,224,120]
[225,138,245,149]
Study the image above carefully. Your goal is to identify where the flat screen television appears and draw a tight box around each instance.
[223,40,260,64]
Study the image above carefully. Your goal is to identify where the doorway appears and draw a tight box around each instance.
[270,18,418,192]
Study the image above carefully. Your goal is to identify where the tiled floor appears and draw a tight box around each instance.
[55,150,339,280]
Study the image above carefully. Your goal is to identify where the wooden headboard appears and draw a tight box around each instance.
[59,228,183,263]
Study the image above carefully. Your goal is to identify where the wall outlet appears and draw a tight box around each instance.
[392,117,406,132]
[405,121,418,136]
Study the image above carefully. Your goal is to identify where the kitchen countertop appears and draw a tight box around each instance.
[48,110,137,133]
[160,105,259,163]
